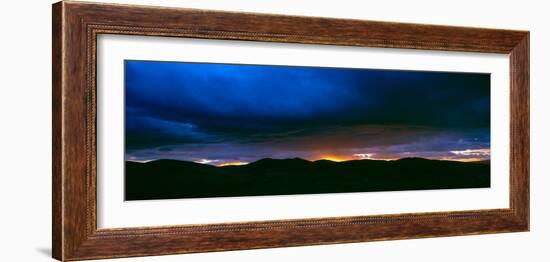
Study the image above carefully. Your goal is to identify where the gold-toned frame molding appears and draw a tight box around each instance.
[53,1,529,261]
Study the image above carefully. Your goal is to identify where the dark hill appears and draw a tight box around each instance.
[125,158,490,200]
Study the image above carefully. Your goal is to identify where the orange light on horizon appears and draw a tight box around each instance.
[316,155,485,162]
[313,153,401,162]
[315,155,354,162]
[218,161,249,167]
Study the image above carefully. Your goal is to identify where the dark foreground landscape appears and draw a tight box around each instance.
[125,158,490,200]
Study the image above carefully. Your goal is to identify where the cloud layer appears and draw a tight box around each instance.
[125,60,490,164]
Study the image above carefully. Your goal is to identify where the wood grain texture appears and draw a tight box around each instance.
[52,2,63,260]
[52,1,530,261]
[509,35,530,227]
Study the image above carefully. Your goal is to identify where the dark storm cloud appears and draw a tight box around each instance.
[124,60,490,162]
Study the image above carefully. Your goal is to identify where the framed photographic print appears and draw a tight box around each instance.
[52,1,529,261]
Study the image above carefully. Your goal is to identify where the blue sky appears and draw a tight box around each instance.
[125,60,490,165]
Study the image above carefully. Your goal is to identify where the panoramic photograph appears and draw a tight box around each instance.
[124,60,491,201]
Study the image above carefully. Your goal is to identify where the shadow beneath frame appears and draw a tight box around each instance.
[36,247,52,258]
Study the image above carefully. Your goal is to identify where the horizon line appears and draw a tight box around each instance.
[126,156,490,166]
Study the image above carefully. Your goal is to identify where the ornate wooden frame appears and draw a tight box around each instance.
[52,1,530,261]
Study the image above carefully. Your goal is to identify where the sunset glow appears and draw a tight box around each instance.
[218,161,249,167]
[315,155,354,162]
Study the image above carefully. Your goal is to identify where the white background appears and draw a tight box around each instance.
[98,35,509,228]
[0,0,547,261]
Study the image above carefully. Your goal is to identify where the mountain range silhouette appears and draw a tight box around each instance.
[125,157,490,200]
